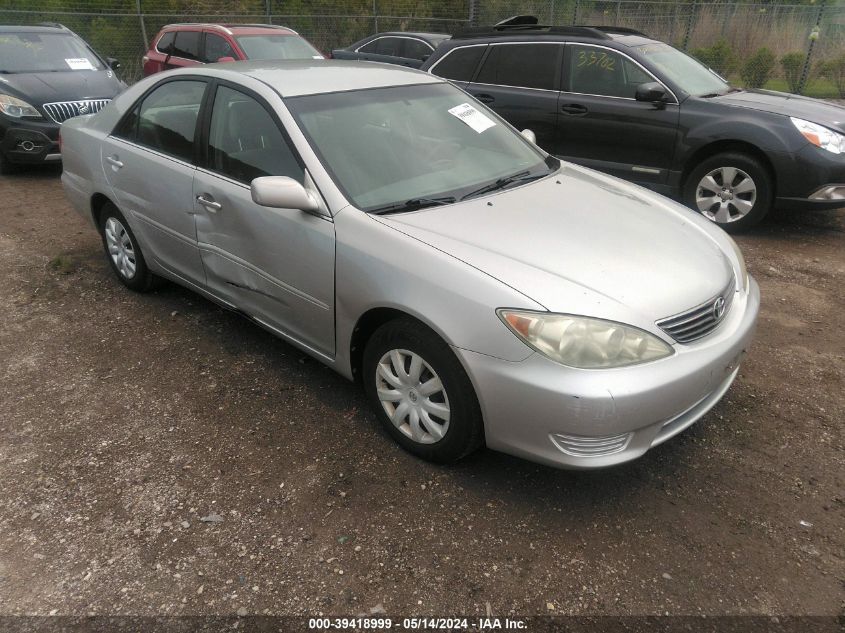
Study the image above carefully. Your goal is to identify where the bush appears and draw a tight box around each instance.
[781,52,806,93]
[819,55,845,98]
[741,48,776,89]
[691,38,737,77]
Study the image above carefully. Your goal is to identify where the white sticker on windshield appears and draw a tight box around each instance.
[448,102,496,134]
[65,58,95,70]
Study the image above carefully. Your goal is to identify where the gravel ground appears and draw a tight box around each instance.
[0,167,842,620]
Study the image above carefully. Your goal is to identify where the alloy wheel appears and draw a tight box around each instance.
[375,348,450,444]
[695,166,757,224]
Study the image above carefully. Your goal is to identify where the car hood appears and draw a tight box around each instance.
[713,89,845,133]
[0,70,124,108]
[376,164,734,326]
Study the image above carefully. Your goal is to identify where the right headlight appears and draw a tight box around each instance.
[726,236,749,291]
[498,310,673,369]
[0,93,42,119]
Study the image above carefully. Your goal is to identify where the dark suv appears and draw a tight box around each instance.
[421,20,845,230]
[0,23,125,174]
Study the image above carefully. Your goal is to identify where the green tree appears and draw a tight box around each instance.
[741,48,776,89]
[781,51,806,93]
[692,38,737,77]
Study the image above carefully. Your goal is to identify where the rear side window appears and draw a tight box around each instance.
[476,43,561,90]
[430,45,486,82]
[204,33,235,62]
[115,80,206,163]
[155,31,175,53]
[172,31,200,60]
[207,85,303,184]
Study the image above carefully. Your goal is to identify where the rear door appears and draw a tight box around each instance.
[101,78,207,285]
[193,82,336,357]
[464,42,564,154]
[556,43,680,185]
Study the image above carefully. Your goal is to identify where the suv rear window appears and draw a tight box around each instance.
[431,45,485,82]
[476,43,561,91]
[171,31,200,60]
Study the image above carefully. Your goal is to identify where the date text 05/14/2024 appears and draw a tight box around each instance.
[308,617,528,630]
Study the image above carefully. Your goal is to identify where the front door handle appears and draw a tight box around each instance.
[561,103,588,115]
[196,195,222,212]
[475,93,495,104]
[106,155,123,169]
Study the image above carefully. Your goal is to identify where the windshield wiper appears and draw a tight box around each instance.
[461,170,545,201]
[369,196,456,215]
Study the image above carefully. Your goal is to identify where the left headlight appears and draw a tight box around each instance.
[790,117,844,154]
[497,310,673,369]
[0,93,43,119]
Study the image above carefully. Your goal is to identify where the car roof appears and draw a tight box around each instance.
[374,31,452,40]
[0,25,74,34]
[161,23,297,36]
[188,60,444,97]
[446,25,658,48]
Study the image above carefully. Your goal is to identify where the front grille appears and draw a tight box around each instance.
[657,276,736,344]
[550,432,632,458]
[42,99,111,124]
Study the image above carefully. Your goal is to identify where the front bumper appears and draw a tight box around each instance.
[774,145,845,210]
[457,277,760,469]
[0,116,60,165]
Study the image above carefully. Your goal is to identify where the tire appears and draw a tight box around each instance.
[683,152,772,233]
[98,203,156,292]
[362,318,484,463]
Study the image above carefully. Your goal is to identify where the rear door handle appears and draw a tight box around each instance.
[561,103,588,115]
[196,195,222,212]
[105,155,123,169]
[475,93,495,104]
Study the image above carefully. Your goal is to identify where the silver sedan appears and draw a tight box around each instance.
[60,61,759,469]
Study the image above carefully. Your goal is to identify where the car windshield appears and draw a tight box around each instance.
[286,82,553,211]
[0,32,104,73]
[635,42,730,97]
[235,35,322,60]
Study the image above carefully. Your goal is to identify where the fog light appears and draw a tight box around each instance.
[550,432,632,457]
[809,185,845,201]
[17,140,40,152]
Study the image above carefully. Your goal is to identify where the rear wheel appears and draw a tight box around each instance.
[362,318,484,463]
[98,203,156,291]
[683,152,772,232]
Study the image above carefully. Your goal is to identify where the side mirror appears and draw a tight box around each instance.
[251,176,320,213]
[520,128,537,144]
[217,56,236,63]
[106,57,121,70]
[635,81,667,103]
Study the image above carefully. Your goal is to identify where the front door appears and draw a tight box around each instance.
[193,83,336,357]
[556,43,680,185]
[102,78,207,285]
[465,42,564,155]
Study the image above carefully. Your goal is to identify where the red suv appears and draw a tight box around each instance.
[142,23,324,76]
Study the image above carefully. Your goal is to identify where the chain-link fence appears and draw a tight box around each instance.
[1,1,843,98]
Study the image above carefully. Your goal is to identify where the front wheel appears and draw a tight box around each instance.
[683,152,772,232]
[362,319,484,463]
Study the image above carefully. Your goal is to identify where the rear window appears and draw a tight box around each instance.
[172,31,200,60]
[430,45,485,82]
[475,43,561,90]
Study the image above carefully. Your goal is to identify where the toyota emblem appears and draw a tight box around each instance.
[713,296,727,320]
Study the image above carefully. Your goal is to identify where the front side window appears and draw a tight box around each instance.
[287,82,552,211]
[403,38,433,61]
[475,43,561,90]
[430,45,486,82]
[0,32,104,74]
[567,45,652,99]
[204,33,235,62]
[635,42,729,97]
[207,85,303,184]
[235,35,321,60]
[116,80,205,162]
[172,31,201,60]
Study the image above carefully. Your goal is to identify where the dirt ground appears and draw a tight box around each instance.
[0,166,842,621]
